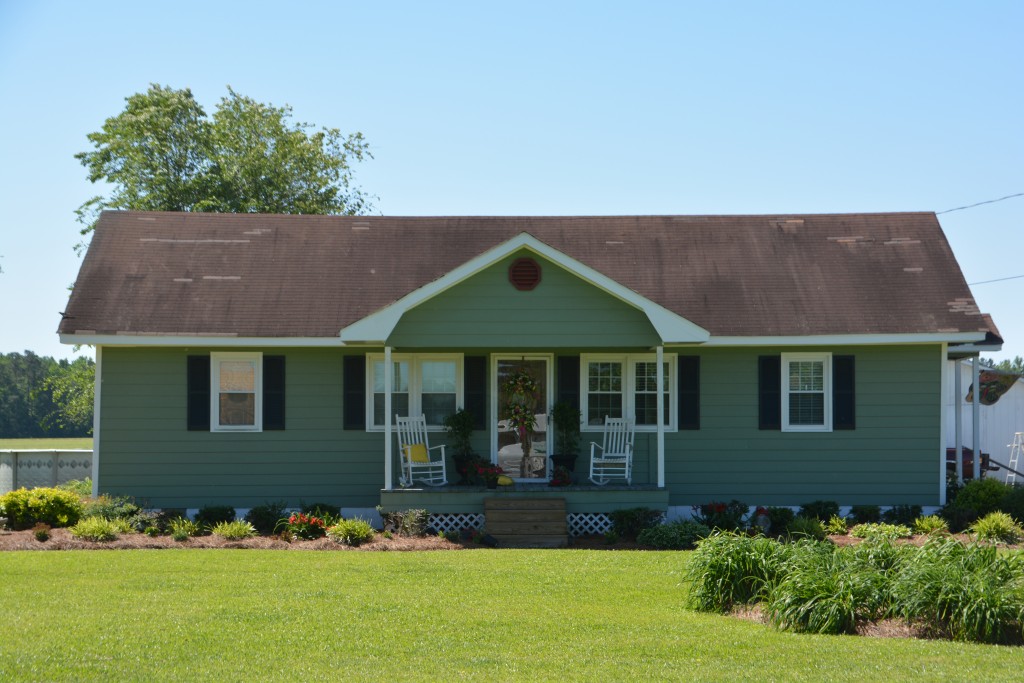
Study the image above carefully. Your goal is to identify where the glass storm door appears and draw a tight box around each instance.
[494,357,550,481]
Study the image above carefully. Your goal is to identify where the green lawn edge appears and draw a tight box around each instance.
[1,549,1020,682]
[0,437,93,450]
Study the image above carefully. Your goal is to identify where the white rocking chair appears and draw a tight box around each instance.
[589,416,635,485]
[395,414,448,487]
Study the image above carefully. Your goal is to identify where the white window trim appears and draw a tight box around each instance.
[580,354,677,433]
[211,351,263,433]
[781,352,832,433]
[366,353,464,431]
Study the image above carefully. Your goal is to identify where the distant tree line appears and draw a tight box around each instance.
[981,355,1024,374]
[0,352,94,438]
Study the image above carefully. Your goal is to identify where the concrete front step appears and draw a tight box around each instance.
[484,497,568,548]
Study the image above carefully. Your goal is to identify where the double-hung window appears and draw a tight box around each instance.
[211,352,263,432]
[580,354,676,431]
[367,354,462,430]
[781,352,832,432]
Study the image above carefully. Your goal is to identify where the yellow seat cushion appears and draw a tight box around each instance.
[404,443,429,463]
[496,475,514,486]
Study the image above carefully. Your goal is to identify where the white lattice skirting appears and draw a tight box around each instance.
[566,513,612,537]
[429,513,485,534]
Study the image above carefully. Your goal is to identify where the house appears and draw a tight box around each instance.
[59,211,1001,529]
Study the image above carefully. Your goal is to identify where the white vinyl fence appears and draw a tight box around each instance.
[0,450,93,494]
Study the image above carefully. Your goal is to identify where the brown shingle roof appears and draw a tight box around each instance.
[59,211,996,340]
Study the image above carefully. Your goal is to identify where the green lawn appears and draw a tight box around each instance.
[1,550,1021,682]
[0,437,92,450]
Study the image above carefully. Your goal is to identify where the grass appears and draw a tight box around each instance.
[0,437,92,450]
[1,550,1022,681]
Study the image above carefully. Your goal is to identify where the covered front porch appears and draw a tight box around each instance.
[380,483,669,539]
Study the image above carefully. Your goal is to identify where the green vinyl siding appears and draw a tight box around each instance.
[98,347,384,509]
[663,345,943,507]
[388,251,660,348]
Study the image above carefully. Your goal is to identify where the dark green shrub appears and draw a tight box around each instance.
[785,516,826,541]
[637,520,710,550]
[892,538,1024,644]
[83,494,140,519]
[327,518,376,546]
[33,522,51,542]
[195,505,236,526]
[950,478,1012,517]
[691,500,749,531]
[0,487,84,529]
[154,508,187,533]
[881,504,922,526]
[849,505,881,524]
[939,505,979,533]
[998,485,1024,525]
[764,507,795,535]
[797,500,839,522]
[609,507,664,539]
[686,532,788,612]
[376,507,428,536]
[244,501,288,534]
[144,526,160,537]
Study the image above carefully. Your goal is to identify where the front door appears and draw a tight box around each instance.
[493,356,551,481]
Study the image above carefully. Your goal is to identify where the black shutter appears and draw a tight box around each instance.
[758,355,781,430]
[557,356,580,409]
[263,356,286,430]
[343,355,366,430]
[464,356,487,430]
[187,356,210,431]
[678,356,700,430]
[833,355,855,430]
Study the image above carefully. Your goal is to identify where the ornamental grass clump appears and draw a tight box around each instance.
[211,520,257,540]
[70,516,121,542]
[849,523,913,541]
[685,532,786,612]
[824,515,848,535]
[168,516,206,541]
[764,541,890,635]
[327,518,376,546]
[784,516,826,542]
[891,538,1024,644]
[970,511,1023,544]
[913,515,949,536]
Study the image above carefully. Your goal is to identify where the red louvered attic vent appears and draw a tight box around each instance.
[509,257,541,291]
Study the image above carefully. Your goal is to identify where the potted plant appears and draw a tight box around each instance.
[549,401,582,473]
[443,408,477,484]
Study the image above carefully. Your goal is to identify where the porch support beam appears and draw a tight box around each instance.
[656,344,665,488]
[955,359,963,484]
[384,345,393,491]
[972,356,981,480]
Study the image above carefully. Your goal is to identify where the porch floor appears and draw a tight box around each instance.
[380,483,668,514]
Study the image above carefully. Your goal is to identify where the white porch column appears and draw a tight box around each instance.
[972,356,981,480]
[384,346,393,491]
[91,346,102,499]
[955,359,963,484]
[656,345,665,488]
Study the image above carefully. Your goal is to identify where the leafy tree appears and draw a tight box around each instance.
[0,352,94,438]
[39,357,95,434]
[75,84,372,248]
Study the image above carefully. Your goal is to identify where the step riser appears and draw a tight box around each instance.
[484,497,568,548]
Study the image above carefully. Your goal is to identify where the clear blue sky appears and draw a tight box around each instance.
[1,1,1021,362]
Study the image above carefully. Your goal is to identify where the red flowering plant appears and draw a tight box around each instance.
[691,500,750,532]
[549,466,572,487]
[475,463,504,485]
[275,512,327,540]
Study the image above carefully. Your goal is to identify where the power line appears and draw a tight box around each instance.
[938,192,1024,214]
[969,274,1024,286]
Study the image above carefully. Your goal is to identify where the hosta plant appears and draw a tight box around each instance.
[849,523,912,541]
